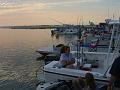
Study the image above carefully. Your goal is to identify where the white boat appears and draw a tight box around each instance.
[36,19,120,90]
[36,44,64,57]
[52,26,78,35]
[42,52,116,82]
[56,29,78,35]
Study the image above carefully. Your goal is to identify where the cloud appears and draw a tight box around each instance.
[40,0,101,8]
[41,0,100,4]
[0,0,101,15]
[0,2,47,15]
[0,0,101,9]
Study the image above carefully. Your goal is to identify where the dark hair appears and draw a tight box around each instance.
[56,44,64,47]
[78,78,85,88]
[85,73,96,90]
[60,46,70,53]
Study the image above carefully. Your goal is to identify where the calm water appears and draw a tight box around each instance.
[0,29,77,90]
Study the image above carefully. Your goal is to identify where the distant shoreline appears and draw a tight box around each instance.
[0,25,62,29]
[0,24,96,29]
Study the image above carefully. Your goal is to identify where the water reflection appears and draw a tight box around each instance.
[0,29,78,90]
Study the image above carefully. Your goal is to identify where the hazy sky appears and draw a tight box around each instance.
[0,0,120,26]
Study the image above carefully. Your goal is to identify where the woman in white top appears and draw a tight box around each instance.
[59,46,75,68]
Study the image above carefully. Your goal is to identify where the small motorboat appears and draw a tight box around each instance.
[36,44,64,57]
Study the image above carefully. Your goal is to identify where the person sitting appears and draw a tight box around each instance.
[58,45,75,68]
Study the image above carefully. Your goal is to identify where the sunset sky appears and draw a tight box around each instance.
[0,0,120,26]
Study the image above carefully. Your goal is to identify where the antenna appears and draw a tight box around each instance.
[77,16,79,25]
[113,13,115,20]
[82,16,84,25]
[76,15,82,69]
[118,10,120,19]
[108,8,110,19]
[114,10,117,20]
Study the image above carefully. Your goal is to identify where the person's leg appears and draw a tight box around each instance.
[65,64,75,69]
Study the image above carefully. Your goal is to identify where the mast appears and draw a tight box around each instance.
[76,17,86,69]
[104,18,120,77]
[105,23,115,70]
[76,18,80,69]
[108,8,110,19]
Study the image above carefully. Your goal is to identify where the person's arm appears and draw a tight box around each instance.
[60,60,74,66]
[60,60,67,66]
[108,75,116,90]
[66,60,75,65]
[59,54,67,67]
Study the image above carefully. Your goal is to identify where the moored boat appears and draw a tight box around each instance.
[36,19,120,90]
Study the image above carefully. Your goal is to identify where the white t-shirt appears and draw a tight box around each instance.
[59,53,75,62]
